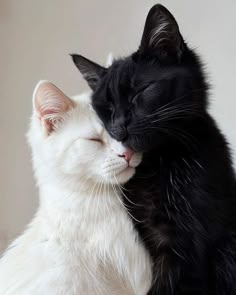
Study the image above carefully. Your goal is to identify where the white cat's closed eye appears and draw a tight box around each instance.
[90,138,103,143]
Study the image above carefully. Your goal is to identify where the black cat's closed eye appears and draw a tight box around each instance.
[131,83,155,102]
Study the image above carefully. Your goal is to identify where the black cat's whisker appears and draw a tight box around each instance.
[151,112,199,124]
[110,175,143,223]
[169,127,200,152]
[149,125,199,154]
[113,175,143,208]
[147,88,205,117]
[150,103,203,120]
[132,102,194,126]
[166,125,201,149]
[130,102,203,132]
[150,101,199,118]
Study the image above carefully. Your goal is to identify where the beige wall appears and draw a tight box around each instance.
[0,0,236,249]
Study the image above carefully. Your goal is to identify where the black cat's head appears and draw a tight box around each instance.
[71,4,208,152]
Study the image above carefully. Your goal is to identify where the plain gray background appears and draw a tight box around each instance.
[0,0,235,251]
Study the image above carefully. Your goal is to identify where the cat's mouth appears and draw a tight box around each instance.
[114,154,142,183]
[102,152,142,184]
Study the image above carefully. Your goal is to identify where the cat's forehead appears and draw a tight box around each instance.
[108,59,134,86]
[107,58,159,92]
[91,112,104,135]
[68,94,103,137]
[104,60,135,102]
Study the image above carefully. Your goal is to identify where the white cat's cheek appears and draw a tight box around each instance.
[60,142,91,175]
[100,157,137,185]
[62,157,80,175]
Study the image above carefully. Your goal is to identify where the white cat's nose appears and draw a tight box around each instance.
[119,149,133,163]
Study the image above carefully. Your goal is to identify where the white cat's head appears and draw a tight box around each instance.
[28,81,142,191]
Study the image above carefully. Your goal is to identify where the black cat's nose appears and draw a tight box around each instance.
[112,125,128,141]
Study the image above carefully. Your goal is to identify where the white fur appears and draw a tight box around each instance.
[0,82,152,295]
[106,52,114,67]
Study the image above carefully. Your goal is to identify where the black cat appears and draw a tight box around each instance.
[71,4,236,295]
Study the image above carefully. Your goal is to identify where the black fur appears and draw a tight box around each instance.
[72,4,236,295]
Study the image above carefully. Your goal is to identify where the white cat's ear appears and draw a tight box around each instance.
[106,52,114,67]
[33,81,74,134]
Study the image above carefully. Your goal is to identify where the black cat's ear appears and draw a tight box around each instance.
[139,4,184,59]
[71,54,106,91]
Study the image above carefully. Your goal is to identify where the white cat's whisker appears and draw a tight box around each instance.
[113,174,143,208]
[111,173,142,224]
[94,180,103,225]
[84,180,100,225]
[104,182,113,221]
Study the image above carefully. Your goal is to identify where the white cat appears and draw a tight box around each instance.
[0,81,152,295]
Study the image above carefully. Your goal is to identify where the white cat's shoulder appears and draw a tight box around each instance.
[0,206,152,295]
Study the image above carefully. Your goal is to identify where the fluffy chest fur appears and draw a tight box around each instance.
[0,187,152,295]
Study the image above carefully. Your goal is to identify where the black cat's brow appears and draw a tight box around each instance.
[131,82,157,101]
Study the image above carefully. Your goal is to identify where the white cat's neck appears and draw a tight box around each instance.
[36,182,123,241]
[39,181,119,209]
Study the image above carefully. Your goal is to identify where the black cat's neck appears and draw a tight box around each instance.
[123,111,236,294]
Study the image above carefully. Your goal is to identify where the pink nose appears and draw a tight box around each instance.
[120,149,133,163]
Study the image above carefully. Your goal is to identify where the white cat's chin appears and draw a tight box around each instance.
[115,166,136,184]
[103,166,136,185]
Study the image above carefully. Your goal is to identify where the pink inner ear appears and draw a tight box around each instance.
[44,118,54,133]
[38,108,61,133]
[33,81,75,133]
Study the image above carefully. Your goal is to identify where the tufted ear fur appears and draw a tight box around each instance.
[139,4,184,59]
[33,81,75,135]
